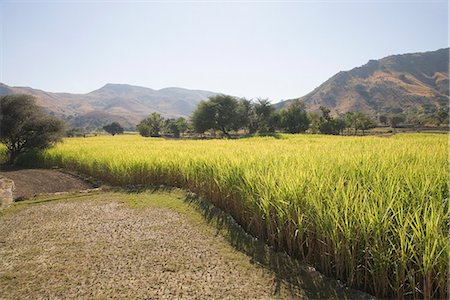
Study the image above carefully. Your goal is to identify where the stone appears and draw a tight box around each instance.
[0,176,15,209]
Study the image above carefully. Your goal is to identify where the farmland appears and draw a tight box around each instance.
[18,133,448,299]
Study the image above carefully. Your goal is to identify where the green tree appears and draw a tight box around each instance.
[345,112,358,134]
[388,114,405,131]
[137,112,164,137]
[254,99,275,133]
[379,115,388,126]
[164,117,188,138]
[191,100,216,135]
[308,112,321,133]
[345,112,376,135]
[103,122,124,136]
[280,99,310,133]
[191,95,241,137]
[434,107,449,127]
[355,114,376,135]
[0,94,65,164]
[237,98,252,133]
[318,106,346,135]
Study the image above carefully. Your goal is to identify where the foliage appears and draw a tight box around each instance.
[66,127,86,137]
[279,99,310,133]
[434,107,448,126]
[103,122,124,136]
[253,99,276,133]
[307,112,321,133]
[0,94,65,164]
[164,117,188,138]
[379,115,387,126]
[388,114,406,129]
[27,134,448,299]
[355,114,376,134]
[191,95,242,137]
[345,112,376,135]
[137,112,164,137]
[318,106,345,135]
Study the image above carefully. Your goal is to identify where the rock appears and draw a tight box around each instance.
[0,176,15,209]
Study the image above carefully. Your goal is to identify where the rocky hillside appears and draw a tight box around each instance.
[0,83,217,129]
[277,48,449,115]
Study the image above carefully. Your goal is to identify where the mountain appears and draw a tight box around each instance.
[0,83,217,129]
[276,48,449,115]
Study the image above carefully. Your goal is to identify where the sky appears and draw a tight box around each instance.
[0,1,448,102]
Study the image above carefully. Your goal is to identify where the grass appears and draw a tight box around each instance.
[14,133,449,299]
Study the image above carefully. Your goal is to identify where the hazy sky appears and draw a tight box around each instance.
[1,1,448,102]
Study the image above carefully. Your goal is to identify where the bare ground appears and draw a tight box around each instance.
[0,166,93,200]
[0,194,304,299]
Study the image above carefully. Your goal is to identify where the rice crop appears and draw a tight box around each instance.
[19,133,448,299]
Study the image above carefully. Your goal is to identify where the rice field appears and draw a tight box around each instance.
[18,133,448,299]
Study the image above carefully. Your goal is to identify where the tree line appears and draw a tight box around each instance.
[100,94,425,138]
[126,94,383,138]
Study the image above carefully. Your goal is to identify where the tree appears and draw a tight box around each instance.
[308,112,320,133]
[318,106,346,135]
[103,122,124,136]
[164,117,188,138]
[237,98,252,133]
[345,112,358,134]
[355,114,376,135]
[280,99,310,133]
[345,112,376,135]
[191,100,216,135]
[137,112,164,137]
[388,114,405,131]
[0,94,65,164]
[191,95,242,137]
[254,99,275,133]
[434,107,449,127]
[379,115,388,126]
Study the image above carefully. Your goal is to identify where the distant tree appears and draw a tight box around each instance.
[318,107,335,134]
[434,107,449,127]
[103,122,124,136]
[280,99,310,133]
[318,106,345,135]
[137,112,164,137]
[237,98,253,133]
[388,114,406,130]
[191,100,216,135]
[0,94,65,164]
[355,114,376,135]
[254,99,275,133]
[345,112,358,134]
[137,123,151,137]
[191,95,241,137]
[345,112,376,135]
[308,112,321,133]
[164,117,188,138]
[268,111,281,132]
[379,115,388,126]
[333,117,347,135]
[66,127,85,137]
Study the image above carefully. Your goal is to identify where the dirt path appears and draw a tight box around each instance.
[0,167,94,200]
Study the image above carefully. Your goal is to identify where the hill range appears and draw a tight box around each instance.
[1,48,448,129]
[0,83,217,129]
[277,48,449,115]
